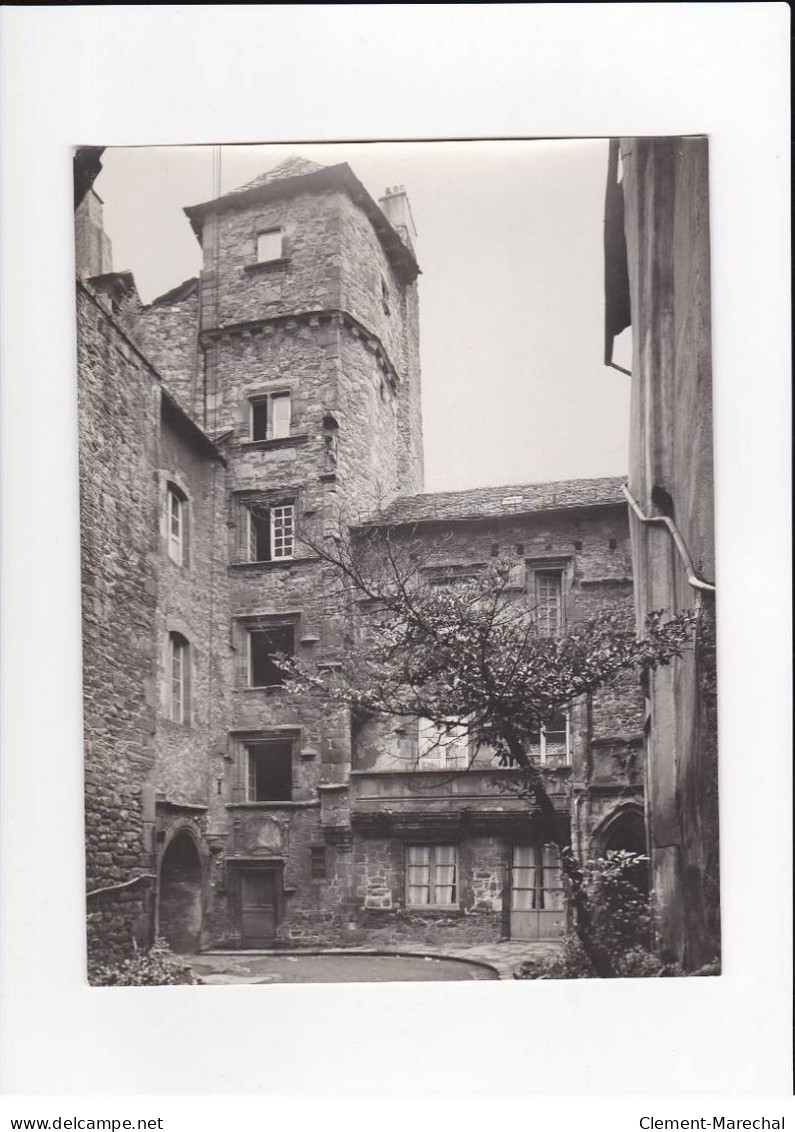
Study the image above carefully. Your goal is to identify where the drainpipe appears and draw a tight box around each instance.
[621,484,716,594]
[87,874,156,899]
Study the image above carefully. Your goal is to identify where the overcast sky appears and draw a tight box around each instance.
[95,139,631,493]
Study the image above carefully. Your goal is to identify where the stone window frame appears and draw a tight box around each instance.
[165,629,192,725]
[228,727,302,806]
[528,710,572,768]
[510,844,566,914]
[525,555,573,636]
[310,844,327,881]
[231,488,300,566]
[160,472,192,568]
[256,227,284,265]
[404,843,460,910]
[232,611,301,690]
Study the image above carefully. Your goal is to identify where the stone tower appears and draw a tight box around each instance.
[172,157,424,945]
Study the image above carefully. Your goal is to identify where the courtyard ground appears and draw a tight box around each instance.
[187,941,561,984]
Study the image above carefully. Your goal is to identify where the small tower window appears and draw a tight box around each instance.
[257,228,283,263]
[381,277,391,316]
[249,391,292,441]
[167,632,190,724]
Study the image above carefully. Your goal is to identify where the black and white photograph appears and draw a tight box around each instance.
[2,2,789,1109]
[76,137,719,986]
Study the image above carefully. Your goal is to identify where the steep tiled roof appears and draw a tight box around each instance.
[222,156,325,198]
[366,476,627,526]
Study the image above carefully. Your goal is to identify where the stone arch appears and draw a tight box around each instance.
[593,803,649,894]
[157,828,204,953]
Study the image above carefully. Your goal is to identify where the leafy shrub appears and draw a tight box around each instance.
[516,851,682,980]
[89,937,201,986]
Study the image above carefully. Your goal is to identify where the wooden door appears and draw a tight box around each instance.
[510,846,565,940]
[240,869,278,947]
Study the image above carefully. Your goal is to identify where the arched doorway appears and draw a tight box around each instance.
[158,831,203,953]
[598,807,649,895]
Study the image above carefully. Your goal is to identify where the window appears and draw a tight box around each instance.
[310,846,327,880]
[257,228,283,263]
[406,845,458,907]
[248,624,295,687]
[245,740,292,801]
[249,392,292,441]
[416,718,469,770]
[534,570,563,636]
[166,484,187,565]
[528,711,571,767]
[246,502,295,562]
[168,632,189,723]
[511,846,564,912]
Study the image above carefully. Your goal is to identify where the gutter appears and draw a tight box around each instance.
[621,484,716,594]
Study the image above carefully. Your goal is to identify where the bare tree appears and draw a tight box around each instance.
[284,515,695,977]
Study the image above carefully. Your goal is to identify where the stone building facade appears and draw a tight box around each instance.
[604,136,720,970]
[77,152,649,964]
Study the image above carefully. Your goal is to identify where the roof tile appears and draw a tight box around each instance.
[365,476,627,525]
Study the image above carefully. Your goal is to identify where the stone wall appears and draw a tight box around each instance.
[621,136,719,969]
[74,189,112,278]
[353,836,504,946]
[154,407,228,808]
[131,286,200,419]
[77,283,160,961]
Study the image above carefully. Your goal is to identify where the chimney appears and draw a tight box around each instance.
[74,189,113,278]
[378,184,417,254]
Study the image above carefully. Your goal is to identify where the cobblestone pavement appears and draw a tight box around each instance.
[188,941,562,984]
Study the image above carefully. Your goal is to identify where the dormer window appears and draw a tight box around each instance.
[250,391,291,441]
[257,228,283,264]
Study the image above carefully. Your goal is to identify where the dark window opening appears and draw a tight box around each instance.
[246,740,293,801]
[574,540,583,551]
[249,625,294,687]
[608,538,617,549]
[251,399,269,441]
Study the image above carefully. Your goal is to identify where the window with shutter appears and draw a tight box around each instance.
[245,739,293,801]
[166,484,188,565]
[528,711,571,766]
